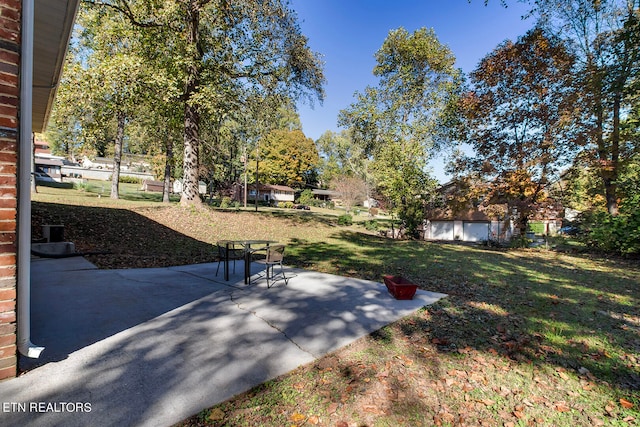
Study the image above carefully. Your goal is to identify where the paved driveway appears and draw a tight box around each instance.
[0,257,445,427]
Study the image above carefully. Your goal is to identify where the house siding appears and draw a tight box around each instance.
[0,0,20,380]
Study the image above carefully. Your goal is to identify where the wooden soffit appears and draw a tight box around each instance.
[32,0,79,132]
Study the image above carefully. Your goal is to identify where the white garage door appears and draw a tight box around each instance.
[463,222,489,242]
[431,221,454,240]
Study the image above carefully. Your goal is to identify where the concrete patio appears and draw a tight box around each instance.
[0,256,446,427]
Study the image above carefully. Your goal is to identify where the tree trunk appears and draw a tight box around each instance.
[110,111,125,199]
[605,92,621,216]
[180,0,202,207]
[163,136,173,203]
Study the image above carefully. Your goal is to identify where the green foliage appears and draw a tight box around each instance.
[527,222,545,235]
[220,196,232,209]
[298,189,314,205]
[282,201,294,209]
[338,27,458,229]
[509,234,532,249]
[337,214,353,226]
[363,219,379,231]
[316,130,367,184]
[117,176,143,184]
[578,197,640,255]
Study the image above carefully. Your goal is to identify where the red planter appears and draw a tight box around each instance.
[383,275,418,300]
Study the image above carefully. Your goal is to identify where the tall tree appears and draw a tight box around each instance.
[258,129,318,188]
[315,130,367,186]
[460,27,579,232]
[531,0,640,215]
[87,0,325,206]
[339,27,460,235]
[50,4,154,199]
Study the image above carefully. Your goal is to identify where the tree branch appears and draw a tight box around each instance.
[82,0,164,28]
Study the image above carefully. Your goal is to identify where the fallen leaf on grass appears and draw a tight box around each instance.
[290,412,306,423]
[620,398,634,409]
[555,402,571,412]
[363,404,385,415]
[207,408,225,421]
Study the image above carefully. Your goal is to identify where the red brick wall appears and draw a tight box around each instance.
[0,0,21,381]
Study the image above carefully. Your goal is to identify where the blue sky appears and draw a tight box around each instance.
[290,0,536,182]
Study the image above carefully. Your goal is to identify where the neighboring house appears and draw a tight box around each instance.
[0,0,80,380]
[33,139,65,181]
[424,207,514,243]
[423,180,564,243]
[233,183,295,205]
[34,157,63,182]
[363,198,378,208]
[311,189,340,203]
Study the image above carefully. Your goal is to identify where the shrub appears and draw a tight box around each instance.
[283,201,294,209]
[364,219,378,231]
[220,196,232,209]
[337,214,353,226]
[369,207,379,216]
[74,181,91,192]
[578,200,640,255]
[298,189,314,205]
[119,176,143,184]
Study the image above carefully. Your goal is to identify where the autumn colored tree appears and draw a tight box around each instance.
[531,0,640,215]
[258,129,319,188]
[460,27,579,232]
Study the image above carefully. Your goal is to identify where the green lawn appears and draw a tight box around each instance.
[31,184,640,426]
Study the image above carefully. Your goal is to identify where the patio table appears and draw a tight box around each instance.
[220,240,276,283]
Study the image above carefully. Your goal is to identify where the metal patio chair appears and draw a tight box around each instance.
[252,244,287,288]
[215,241,245,278]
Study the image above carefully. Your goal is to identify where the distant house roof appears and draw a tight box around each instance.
[34,158,63,167]
[247,184,295,193]
[312,189,340,197]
